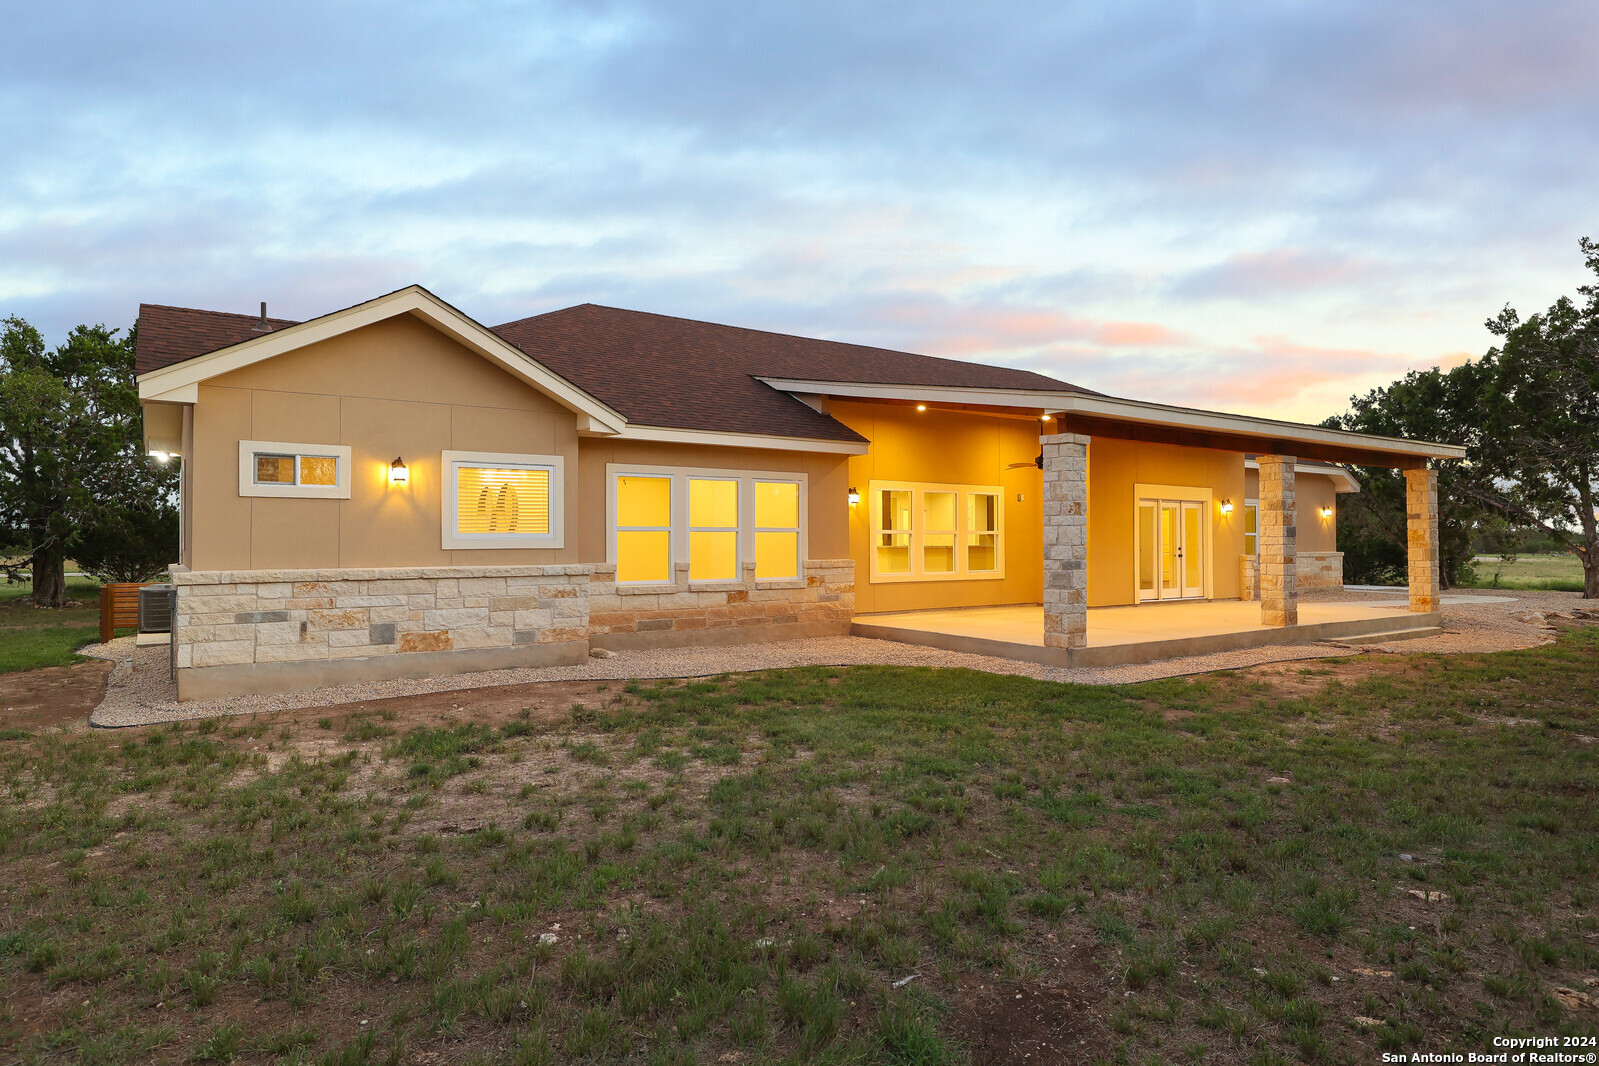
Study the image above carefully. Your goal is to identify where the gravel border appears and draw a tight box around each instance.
[82,588,1586,728]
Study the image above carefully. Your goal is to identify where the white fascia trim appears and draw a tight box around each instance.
[1246,458,1361,494]
[611,424,869,455]
[755,377,1467,460]
[137,286,627,434]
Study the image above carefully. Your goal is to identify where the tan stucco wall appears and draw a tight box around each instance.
[828,401,1045,615]
[1087,439,1248,607]
[1245,469,1339,554]
[189,314,582,571]
[573,439,851,563]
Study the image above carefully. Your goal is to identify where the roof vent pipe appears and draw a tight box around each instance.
[252,301,271,332]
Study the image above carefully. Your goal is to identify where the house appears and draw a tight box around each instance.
[137,286,1463,699]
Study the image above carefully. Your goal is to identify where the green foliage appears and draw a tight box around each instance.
[0,316,177,606]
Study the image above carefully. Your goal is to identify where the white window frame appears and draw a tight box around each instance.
[867,479,1005,583]
[606,464,807,586]
[238,440,351,499]
[1244,498,1259,558]
[687,476,742,582]
[442,450,565,550]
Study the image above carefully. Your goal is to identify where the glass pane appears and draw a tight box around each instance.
[1244,504,1257,537]
[689,478,738,528]
[690,530,738,581]
[925,491,957,532]
[876,532,910,575]
[1138,503,1156,592]
[924,533,956,573]
[1184,505,1202,591]
[1160,506,1177,591]
[458,467,550,535]
[755,481,799,529]
[1245,533,1258,557]
[967,533,998,572]
[255,454,295,484]
[755,531,799,580]
[879,489,912,532]
[967,493,997,534]
[617,530,670,583]
[299,455,337,486]
[617,475,671,528]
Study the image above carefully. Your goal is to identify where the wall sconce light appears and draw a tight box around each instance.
[1219,499,1233,514]
[1320,505,1333,518]
[915,404,928,412]
[389,457,409,485]
[848,486,860,506]
[150,450,170,463]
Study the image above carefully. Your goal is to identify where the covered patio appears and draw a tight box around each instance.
[850,599,1442,668]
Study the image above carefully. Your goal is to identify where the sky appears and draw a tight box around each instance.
[3,1,1596,423]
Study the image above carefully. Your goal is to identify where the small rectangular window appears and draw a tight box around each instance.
[1244,501,1259,557]
[754,480,799,580]
[876,488,913,575]
[238,441,352,499]
[967,492,999,572]
[616,475,673,583]
[442,451,564,549]
[689,478,739,581]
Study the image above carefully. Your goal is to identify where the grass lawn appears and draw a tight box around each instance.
[0,578,106,673]
[1,629,1596,1064]
[1464,554,1587,593]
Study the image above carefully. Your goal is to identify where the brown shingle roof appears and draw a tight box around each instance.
[492,304,1093,442]
[136,295,1096,443]
[135,303,299,374]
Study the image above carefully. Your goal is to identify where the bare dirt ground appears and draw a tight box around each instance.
[0,659,111,732]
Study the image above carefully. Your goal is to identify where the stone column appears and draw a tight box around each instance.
[1042,432,1089,650]
[1257,455,1298,627]
[1405,466,1440,612]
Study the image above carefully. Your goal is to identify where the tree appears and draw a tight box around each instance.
[1326,365,1485,588]
[0,317,178,606]
[1469,238,1599,598]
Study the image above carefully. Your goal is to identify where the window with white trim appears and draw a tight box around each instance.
[868,480,1004,582]
[238,440,351,499]
[442,450,564,550]
[1244,499,1259,557]
[610,466,805,585]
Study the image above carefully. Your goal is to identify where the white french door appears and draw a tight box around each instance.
[1137,499,1205,601]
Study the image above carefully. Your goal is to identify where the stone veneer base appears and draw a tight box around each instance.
[590,618,850,653]
[177,640,589,701]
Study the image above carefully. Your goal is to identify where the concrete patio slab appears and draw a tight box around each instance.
[851,601,1444,668]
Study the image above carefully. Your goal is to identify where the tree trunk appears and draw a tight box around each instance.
[30,543,67,608]
[1583,545,1599,600]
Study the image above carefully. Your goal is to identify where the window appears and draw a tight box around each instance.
[867,480,1004,582]
[754,480,800,580]
[610,466,805,585]
[1243,500,1258,557]
[238,440,351,499]
[689,478,739,581]
[442,450,564,549]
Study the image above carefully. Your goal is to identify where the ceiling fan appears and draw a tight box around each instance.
[1006,454,1044,470]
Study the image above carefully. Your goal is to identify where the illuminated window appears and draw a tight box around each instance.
[689,478,739,581]
[442,451,564,549]
[867,480,1004,582]
[238,440,351,499]
[754,480,799,580]
[616,475,673,583]
[611,466,805,585]
[1244,500,1258,557]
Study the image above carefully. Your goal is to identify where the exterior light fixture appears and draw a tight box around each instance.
[1320,505,1333,518]
[389,457,409,485]
[1040,414,1053,422]
[150,450,170,463]
[848,486,860,505]
[915,404,927,412]
[1219,499,1233,514]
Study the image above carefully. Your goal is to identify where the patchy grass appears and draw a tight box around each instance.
[0,628,1596,1064]
[0,577,106,672]
[1466,554,1587,592]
